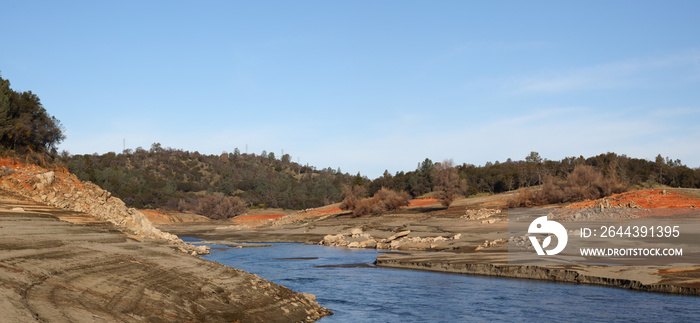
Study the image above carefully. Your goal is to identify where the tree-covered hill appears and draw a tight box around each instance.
[63,148,700,216]
[62,145,352,212]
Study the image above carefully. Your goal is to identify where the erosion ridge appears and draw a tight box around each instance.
[0,158,206,255]
[0,193,332,322]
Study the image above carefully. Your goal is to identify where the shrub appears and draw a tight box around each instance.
[352,198,373,216]
[373,187,411,211]
[193,194,247,219]
[339,185,367,210]
[508,165,627,207]
[349,187,410,216]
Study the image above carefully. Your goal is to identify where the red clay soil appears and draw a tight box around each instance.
[233,214,287,224]
[140,209,169,223]
[302,206,343,216]
[657,269,699,274]
[140,209,167,218]
[408,198,439,207]
[1,158,86,193]
[0,159,21,168]
[568,189,700,209]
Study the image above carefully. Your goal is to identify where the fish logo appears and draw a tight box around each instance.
[528,216,568,256]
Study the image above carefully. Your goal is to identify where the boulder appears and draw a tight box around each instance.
[302,292,316,302]
[389,240,404,249]
[36,171,55,186]
[376,242,391,249]
[350,227,363,237]
[386,230,411,242]
[359,239,377,249]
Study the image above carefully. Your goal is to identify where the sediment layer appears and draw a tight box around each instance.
[0,194,331,322]
[0,159,205,254]
[375,254,700,296]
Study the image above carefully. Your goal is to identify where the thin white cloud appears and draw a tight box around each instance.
[650,107,700,118]
[512,50,700,94]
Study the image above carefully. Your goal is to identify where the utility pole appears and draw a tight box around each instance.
[123,139,125,152]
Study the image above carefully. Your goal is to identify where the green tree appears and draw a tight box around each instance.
[281,153,291,164]
[0,77,11,138]
[0,75,64,155]
[525,151,542,163]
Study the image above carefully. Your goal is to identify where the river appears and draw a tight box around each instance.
[192,240,700,322]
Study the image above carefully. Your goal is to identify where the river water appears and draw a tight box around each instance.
[193,240,700,322]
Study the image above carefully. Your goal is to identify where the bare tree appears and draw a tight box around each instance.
[432,159,464,207]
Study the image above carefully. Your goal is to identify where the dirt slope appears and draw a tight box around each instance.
[568,189,700,208]
[0,193,330,322]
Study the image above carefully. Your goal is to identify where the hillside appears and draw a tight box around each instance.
[0,157,209,255]
[63,147,352,211]
[63,150,700,220]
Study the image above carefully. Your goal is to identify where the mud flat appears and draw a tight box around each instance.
[0,194,330,322]
[375,251,700,296]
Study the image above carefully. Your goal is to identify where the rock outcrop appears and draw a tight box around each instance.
[462,208,503,223]
[319,228,461,251]
[474,238,507,251]
[0,160,207,255]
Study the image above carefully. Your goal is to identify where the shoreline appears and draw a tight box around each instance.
[175,222,700,298]
[160,207,700,299]
[374,252,700,297]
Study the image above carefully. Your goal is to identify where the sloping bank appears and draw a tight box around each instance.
[0,159,205,254]
[375,253,700,296]
[0,159,332,321]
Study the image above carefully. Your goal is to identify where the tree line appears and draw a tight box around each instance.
[370,152,700,202]
[62,148,700,218]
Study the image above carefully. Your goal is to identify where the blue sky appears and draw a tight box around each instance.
[2,1,699,178]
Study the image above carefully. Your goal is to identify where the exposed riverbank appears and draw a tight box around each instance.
[160,189,700,299]
[0,193,331,322]
[375,252,700,296]
[0,158,331,322]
